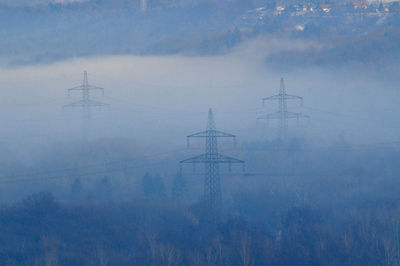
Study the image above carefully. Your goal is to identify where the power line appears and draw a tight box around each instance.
[0,141,399,184]
[0,148,187,184]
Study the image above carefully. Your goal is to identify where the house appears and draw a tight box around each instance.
[352,0,368,9]
[275,5,285,15]
[320,4,332,13]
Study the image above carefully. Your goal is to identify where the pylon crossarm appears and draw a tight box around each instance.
[180,153,244,164]
[283,94,303,101]
[263,94,281,101]
[67,85,85,94]
[187,130,236,138]
[187,130,236,147]
[263,94,302,102]
[213,154,244,164]
[68,85,84,90]
[262,95,281,105]
[180,154,205,164]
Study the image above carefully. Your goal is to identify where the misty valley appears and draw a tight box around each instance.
[1,0,400,265]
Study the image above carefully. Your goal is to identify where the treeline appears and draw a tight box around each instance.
[266,25,400,70]
[0,139,400,264]
[2,0,400,65]
[0,190,399,265]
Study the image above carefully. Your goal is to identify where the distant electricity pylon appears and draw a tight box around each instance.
[258,78,309,140]
[64,71,109,137]
[180,109,244,221]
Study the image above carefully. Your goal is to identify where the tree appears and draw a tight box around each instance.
[378,2,384,12]
[70,178,83,199]
[96,176,113,201]
[21,192,59,219]
[171,172,186,201]
[142,173,166,199]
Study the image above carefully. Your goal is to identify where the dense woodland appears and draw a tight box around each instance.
[1,0,400,68]
[0,139,399,265]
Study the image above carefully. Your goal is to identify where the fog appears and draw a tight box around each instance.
[1,9,400,262]
[1,37,399,151]
[0,35,399,203]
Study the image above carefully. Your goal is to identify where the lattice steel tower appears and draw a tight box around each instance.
[258,78,308,140]
[64,71,109,137]
[180,109,244,220]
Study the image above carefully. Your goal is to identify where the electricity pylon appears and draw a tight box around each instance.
[180,109,244,221]
[64,71,109,138]
[258,78,308,140]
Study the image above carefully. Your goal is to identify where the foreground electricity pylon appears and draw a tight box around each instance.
[258,78,308,140]
[180,109,244,222]
[64,71,109,138]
